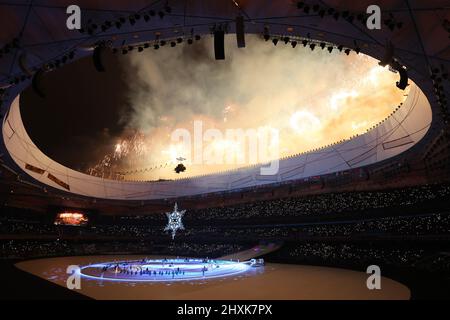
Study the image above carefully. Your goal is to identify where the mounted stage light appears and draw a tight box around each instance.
[291,41,298,48]
[154,44,160,50]
[144,14,150,22]
[170,41,176,47]
[177,37,183,43]
[379,41,394,67]
[12,38,19,48]
[195,35,201,41]
[19,53,33,76]
[93,46,106,72]
[214,29,225,60]
[158,11,165,19]
[310,43,316,51]
[391,61,409,90]
[138,46,144,52]
[160,40,167,46]
[302,40,308,47]
[272,38,279,46]
[396,66,409,90]
[344,48,351,55]
[236,16,246,48]
[327,46,333,53]
[284,37,290,44]
[320,42,326,50]
[264,34,270,41]
[32,69,46,98]
[387,22,395,31]
[337,45,343,52]
[187,38,193,45]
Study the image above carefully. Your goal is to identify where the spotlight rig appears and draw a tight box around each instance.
[430,66,449,121]
[295,1,402,31]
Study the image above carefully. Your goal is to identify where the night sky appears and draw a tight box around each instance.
[20,51,130,171]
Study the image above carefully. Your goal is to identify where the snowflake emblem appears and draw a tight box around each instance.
[164,203,186,239]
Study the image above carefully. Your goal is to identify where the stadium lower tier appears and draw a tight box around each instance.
[1,239,449,273]
[1,183,450,299]
[14,255,410,300]
[1,239,449,299]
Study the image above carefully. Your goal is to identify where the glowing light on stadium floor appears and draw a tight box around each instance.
[78,258,253,282]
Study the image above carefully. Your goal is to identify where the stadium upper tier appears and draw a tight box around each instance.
[0,0,446,200]
[1,82,431,200]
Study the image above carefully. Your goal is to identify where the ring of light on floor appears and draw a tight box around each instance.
[78,258,252,282]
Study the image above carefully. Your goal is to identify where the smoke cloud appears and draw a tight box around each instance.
[98,35,407,180]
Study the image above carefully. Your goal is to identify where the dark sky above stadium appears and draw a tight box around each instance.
[21,50,131,171]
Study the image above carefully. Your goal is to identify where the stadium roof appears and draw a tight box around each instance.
[0,0,449,200]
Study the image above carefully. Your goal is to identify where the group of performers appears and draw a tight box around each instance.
[97,258,220,278]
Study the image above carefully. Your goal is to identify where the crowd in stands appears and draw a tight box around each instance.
[1,183,450,277]
[287,243,425,266]
[272,242,450,274]
[0,239,245,259]
[1,212,449,240]
[115,183,450,223]
[1,204,450,241]
[185,184,450,221]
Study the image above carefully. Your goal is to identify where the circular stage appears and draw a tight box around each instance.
[79,258,252,282]
[15,255,410,300]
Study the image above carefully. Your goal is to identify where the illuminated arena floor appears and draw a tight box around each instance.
[78,258,252,282]
[15,255,410,300]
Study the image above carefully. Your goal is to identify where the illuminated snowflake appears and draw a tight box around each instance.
[164,203,186,239]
